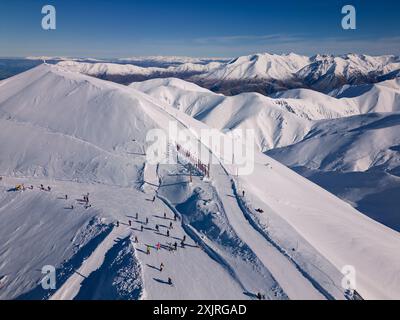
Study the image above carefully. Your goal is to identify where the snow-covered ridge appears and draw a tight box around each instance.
[1,64,400,300]
[276,77,400,114]
[118,55,230,64]
[56,60,224,77]
[296,54,400,92]
[267,111,400,233]
[57,60,165,76]
[50,52,400,96]
[198,52,400,82]
[200,52,311,81]
[131,76,400,151]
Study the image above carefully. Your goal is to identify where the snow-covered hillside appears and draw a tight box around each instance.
[1,64,400,300]
[267,112,400,233]
[199,53,310,81]
[118,56,229,65]
[36,53,400,97]
[131,78,313,151]
[194,53,400,95]
[276,77,400,114]
[132,76,400,244]
[56,60,223,81]
[56,60,166,76]
[131,76,400,151]
[297,54,400,92]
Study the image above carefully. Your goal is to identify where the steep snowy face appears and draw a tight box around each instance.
[297,54,400,92]
[0,64,165,185]
[275,77,400,115]
[269,113,400,172]
[267,112,400,233]
[331,78,400,113]
[131,78,313,151]
[130,76,399,152]
[47,53,400,97]
[201,52,310,81]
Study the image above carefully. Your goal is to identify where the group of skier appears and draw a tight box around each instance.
[124,211,188,287]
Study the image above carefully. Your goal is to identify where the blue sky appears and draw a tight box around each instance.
[0,0,399,58]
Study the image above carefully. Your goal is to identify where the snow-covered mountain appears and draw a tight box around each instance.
[35,53,400,96]
[56,60,223,85]
[297,54,400,92]
[1,64,400,300]
[132,76,400,237]
[195,53,400,95]
[199,53,310,81]
[118,56,229,65]
[57,60,223,77]
[267,112,400,233]
[131,76,400,151]
[277,77,400,114]
[131,78,313,151]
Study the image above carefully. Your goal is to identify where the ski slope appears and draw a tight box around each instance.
[1,64,400,300]
[267,112,400,233]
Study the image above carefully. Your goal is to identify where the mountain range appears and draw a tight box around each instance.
[49,53,400,95]
[1,64,400,300]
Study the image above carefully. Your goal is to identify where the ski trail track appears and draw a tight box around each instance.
[138,92,327,300]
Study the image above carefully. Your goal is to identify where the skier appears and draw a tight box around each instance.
[141,225,144,232]
[169,222,173,230]
[145,217,149,225]
[242,190,245,198]
[181,241,185,248]
[47,186,51,192]
[164,212,167,219]
[173,242,178,250]
[135,213,138,220]
[134,236,139,244]
[167,277,172,286]
[129,220,132,226]
[156,242,161,251]
[166,230,170,237]
[160,263,164,272]
[155,225,160,232]
[174,214,177,222]
[152,196,156,203]
[65,194,68,200]
[116,221,119,228]
[182,235,186,242]
[146,246,151,255]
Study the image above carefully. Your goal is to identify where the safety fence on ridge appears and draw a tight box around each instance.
[176,143,210,178]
